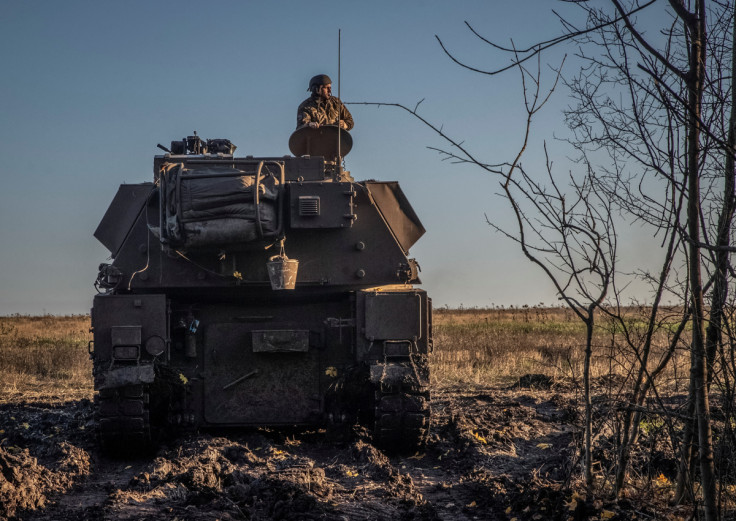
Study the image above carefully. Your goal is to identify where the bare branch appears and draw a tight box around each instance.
[433,1,657,76]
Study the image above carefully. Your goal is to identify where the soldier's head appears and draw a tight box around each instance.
[309,74,332,100]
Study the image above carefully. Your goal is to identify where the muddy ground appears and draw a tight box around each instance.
[0,378,689,521]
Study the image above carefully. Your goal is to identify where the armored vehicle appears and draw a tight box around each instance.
[91,129,431,454]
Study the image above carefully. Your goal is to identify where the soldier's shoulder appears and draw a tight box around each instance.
[298,97,315,109]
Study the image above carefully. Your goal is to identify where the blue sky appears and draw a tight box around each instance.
[0,0,626,314]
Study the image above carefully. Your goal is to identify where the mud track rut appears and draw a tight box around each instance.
[1,383,582,521]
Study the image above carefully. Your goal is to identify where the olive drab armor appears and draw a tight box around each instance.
[90,129,432,455]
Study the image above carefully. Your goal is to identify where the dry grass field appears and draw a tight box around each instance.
[0,306,689,399]
[2,308,586,401]
[433,306,587,385]
[432,305,690,390]
[0,315,93,402]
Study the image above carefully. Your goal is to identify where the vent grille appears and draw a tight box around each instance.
[299,196,320,216]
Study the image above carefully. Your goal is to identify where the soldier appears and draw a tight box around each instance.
[297,74,354,131]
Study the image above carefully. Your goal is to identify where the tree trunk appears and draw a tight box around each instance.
[584,314,594,491]
[685,2,718,518]
[675,386,696,504]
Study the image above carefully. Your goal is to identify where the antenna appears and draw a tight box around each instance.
[337,29,342,176]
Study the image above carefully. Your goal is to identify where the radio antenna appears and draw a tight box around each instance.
[337,28,342,177]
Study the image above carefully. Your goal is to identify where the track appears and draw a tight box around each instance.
[96,384,151,454]
[372,358,431,451]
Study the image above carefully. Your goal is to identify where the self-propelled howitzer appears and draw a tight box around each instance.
[90,129,431,455]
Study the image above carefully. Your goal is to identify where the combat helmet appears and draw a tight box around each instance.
[309,74,332,91]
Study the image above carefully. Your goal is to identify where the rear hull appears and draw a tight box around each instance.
[91,288,431,452]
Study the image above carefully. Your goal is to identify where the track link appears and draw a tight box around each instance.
[372,358,430,452]
[96,384,151,455]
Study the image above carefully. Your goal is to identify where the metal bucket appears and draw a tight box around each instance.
[266,255,299,290]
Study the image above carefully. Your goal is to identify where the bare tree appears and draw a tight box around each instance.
[549,4,736,518]
[353,51,617,492]
[497,150,616,491]
[355,1,736,517]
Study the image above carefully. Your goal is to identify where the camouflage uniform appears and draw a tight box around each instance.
[297,95,354,130]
